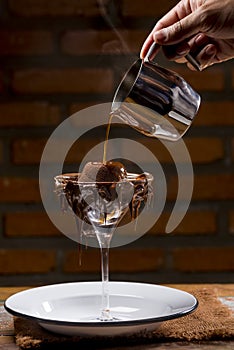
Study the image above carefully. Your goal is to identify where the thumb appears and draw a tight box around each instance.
[154,10,202,45]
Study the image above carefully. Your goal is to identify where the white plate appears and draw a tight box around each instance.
[5,282,198,337]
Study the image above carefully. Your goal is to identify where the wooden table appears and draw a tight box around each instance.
[0,284,233,350]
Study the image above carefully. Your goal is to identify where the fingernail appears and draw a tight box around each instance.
[205,45,216,56]
[153,29,167,43]
[176,46,189,56]
[195,34,207,46]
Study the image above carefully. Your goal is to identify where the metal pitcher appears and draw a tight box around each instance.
[112,44,201,141]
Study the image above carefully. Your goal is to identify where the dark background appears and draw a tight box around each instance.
[0,0,233,286]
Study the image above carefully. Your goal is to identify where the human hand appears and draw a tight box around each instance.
[140,0,234,70]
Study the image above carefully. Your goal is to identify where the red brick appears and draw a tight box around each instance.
[149,211,216,235]
[4,212,62,237]
[64,248,164,273]
[110,248,164,272]
[0,31,53,55]
[167,174,234,201]
[12,137,103,164]
[176,67,224,91]
[12,138,47,164]
[61,30,148,55]
[195,101,234,126]
[193,174,234,200]
[122,0,178,17]
[8,0,107,17]
[173,247,234,272]
[0,177,40,203]
[0,102,60,127]
[138,137,224,164]
[12,69,113,94]
[185,138,224,163]
[69,102,114,130]
[0,249,56,274]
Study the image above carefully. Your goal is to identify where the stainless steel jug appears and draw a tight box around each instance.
[112,44,201,141]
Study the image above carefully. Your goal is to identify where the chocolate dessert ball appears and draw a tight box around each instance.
[78,161,127,183]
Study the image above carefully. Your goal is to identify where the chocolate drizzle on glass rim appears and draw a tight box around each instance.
[54,165,153,237]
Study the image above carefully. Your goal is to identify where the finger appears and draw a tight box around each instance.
[140,0,191,59]
[140,37,161,59]
[162,42,190,60]
[188,34,212,55]
[153,0,192,31]
[196,44,217,69]
[186,44,217,70]
[140,35,154,59]
[153,9,203,46]
[175,57,188,63]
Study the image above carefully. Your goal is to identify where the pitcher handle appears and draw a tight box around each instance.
[144,42,201,71]
[144,42,160,62]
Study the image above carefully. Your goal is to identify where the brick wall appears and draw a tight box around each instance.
[0,0,233,286]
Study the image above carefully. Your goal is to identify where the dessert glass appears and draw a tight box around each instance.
[54,171,153,321]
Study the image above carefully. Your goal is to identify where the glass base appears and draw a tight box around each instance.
[97,316,120,322]
[80,312,129,323]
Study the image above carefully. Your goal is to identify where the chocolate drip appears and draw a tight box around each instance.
[129,173,150,220]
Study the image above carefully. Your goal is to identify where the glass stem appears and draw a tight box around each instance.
[100,246,110,320]
[98,233,112,321]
